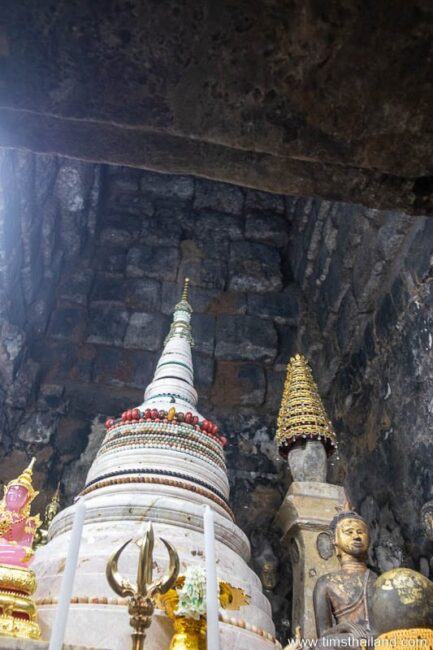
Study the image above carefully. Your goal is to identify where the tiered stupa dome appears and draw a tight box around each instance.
[33,280,277,650]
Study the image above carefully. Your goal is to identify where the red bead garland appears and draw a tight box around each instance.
[105,407,228,447]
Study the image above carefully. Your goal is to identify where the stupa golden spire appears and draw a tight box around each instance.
[276,354,337,458]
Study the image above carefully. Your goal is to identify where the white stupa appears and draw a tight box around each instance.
[33,280,278,650]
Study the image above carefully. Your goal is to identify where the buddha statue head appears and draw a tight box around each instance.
[330,510,369,562]
[2,458,38,517]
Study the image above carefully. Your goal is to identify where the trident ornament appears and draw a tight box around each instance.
[106,523,179,650]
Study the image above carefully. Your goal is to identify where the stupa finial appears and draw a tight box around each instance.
[276,354,337,458]
[181,277,190,302]
[142,280,197,409]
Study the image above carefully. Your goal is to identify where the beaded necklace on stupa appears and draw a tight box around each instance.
[276,353,337,458]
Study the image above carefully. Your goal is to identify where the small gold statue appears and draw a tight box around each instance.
[106,522,179,650]
[33,483,61,548]
[313,509,375,647]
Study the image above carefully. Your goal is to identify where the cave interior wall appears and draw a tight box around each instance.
[0,148,432,638]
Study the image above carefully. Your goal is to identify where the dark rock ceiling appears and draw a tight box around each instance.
[2,1,433,214]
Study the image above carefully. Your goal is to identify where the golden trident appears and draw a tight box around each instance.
[106,523,180,650]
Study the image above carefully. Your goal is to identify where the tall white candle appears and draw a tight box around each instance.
[204,505,220,650]
[48,499,86,650]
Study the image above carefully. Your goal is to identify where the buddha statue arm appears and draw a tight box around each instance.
[313,576,334,637]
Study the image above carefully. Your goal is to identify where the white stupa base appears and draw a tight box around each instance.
[33,486,277,650]
[37,605,278,650]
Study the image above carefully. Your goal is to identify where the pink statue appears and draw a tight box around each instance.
[0,458,41,567]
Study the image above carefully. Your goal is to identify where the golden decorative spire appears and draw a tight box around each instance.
[276,354,337,457]
[5,457,39,503]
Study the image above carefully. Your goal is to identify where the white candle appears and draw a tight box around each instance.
[204,505,220,650]
[48,499,86,650]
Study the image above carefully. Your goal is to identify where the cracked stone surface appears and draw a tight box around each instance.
[1,1,433,213]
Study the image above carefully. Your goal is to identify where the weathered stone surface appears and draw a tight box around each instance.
[245,213,289,248]
[2,2,433,214]
[124,312,167,351]
[59,268,94,305]
[86,304,129,346]
[212,361,266,407]
[140,172,193,200]
[194,180,244,215]
[49,306,85,341]
[245,190,285,215]
[126,246,179,280]
[247,288,299,323]
[191,314,216,356]
[215,315,277,362]
[229,242,283,293]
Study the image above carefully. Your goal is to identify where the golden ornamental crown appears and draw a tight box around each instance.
[4,457,39,504]
[276,354,337,457]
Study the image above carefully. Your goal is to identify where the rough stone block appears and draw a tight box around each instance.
[140,171,194,200]
[245,189,285,214]
[18,410,58,445]
[92,347,131,386]
[124,312,168,351]
[124,279,161,311]
[141,214,182,247]
[93,347,155,389]
[207,290,247,315]
[179,258,227,290]
[193,353,215,398]
[130,349,158,389]
[33,341,94,383]
[92,273,126,303]
[109,192,155,215]
[215,315,277,362]
[194,179,244,215]
[245,213,289,247]
[229,242,283,292]
[405,217,433,281]
[54,416,89,456]
[191,314,216,355]
[247,286,299,323]
[27,279,57,337]
[154,201,194,231]
[265,369,286,412]
[49,306,85,341]
[100,226,134,248]
[126,246,179,280]
[374,293,398,340]
[274,324,298,371]
[59,268,94,304]
[95,246,127,273]
[336,289,358,353]
[212,361,266,406]
[193,211,243,240]
[87,303,129,345]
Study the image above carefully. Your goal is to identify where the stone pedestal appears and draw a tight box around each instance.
[276,481,347,640]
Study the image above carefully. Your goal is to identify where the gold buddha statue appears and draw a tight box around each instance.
[313,509,376,645]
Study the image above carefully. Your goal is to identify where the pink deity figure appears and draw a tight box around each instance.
[0,458,41,567]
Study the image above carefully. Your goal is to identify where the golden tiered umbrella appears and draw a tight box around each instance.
[276,354,337,458]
